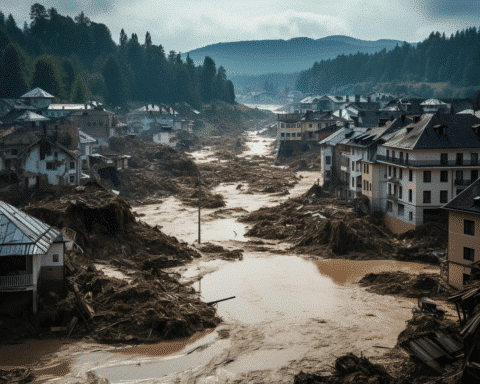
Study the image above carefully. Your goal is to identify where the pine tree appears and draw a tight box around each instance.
[200,56,216,103]
[120,29,127,46]
[102,55,127,105]
[0,44,28,98]
[71,78,86,102]
[31,58,61,96]
[145,31,152,47]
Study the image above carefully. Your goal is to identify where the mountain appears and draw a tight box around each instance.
[186,35,411,76]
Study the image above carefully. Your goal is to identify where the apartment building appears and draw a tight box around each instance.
[319,128,354,186]
[376,113,480,233]
[277,113,303,141]
[342,117,413,209]
[443,179,480,289]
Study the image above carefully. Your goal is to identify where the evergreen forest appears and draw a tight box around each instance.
[0,3,235,107]
[296,28,480,98]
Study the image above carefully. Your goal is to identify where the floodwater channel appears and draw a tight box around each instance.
[0,131,438,383]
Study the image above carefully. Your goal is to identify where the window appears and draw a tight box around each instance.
[286,133,290,137]
[472,170,478,181]
[392,150,395,159]
[464,274,471,285]
[409,189,412,202]
[388,184,392,195]
[400,152,404,163]
[441,153,448,165]
[70,161,75,170]
[308,132,313,138]
[472,153,478,165]
[281,123,285,128]
[386,150,390,159]
[399,168,403,179]
[439,190,448,204]
[456,153,464,166]
[352,177,355,187]
[464,247,475,261]
[456,170,463,181]
[423,190,431,204]
[352,161,355,171]
[409,169,413,182]
[393,167,397,178]
[54,152,58,158]
[387,201,393,212]
[457,189,464,195]
[325,170,331,178]
[423,171,431,183]
[389,166,392,177]
[464,219,475,236]
[281,133,285,137]
[399,186,403,199]
[70,175,75,183]
[440,171,448,182]
[309,124,312,128]
[409,211,413,221]
[11,149,17,155]
[325,156,331,165]
[405,153,409,164]
[398,204,405,217]
[46,162,55,170]
[52,254,59,262]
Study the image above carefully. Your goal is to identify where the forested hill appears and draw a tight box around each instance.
[187,36,407,76]
[296,28,480,97]
[0,4,234,107]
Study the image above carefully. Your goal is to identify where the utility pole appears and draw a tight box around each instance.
[198,172,201,244]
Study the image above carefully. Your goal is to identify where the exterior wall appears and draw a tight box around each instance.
[278,121,302,140]
[321,146,333,182]
[447,211,480,289]
[24,145,79,186]
[384,212,416,234]
[71,111,114,140]
[153,132,177,146]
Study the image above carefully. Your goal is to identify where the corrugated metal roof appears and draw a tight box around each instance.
[21,87,55,99]
[0,201,60,256]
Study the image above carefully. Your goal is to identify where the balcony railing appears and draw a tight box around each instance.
[387,193,398,201]
[377,155,480,167]
[454,179,472,186]
[0,273,32,288]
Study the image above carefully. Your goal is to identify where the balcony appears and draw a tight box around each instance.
[0,273,33,289]
[454,179,472,186]
[387,193,398,201]
[377,155,480,167]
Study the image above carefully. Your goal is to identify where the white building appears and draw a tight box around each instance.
[376,113,480,233]
[0,201,68,313]
[153,128,178,147]
[78,130,97,170]
[20,88,55,109]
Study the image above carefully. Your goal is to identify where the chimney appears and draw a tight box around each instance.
[355,95,360,103]
[367,96,372,103]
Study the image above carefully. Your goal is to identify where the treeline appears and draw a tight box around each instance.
[296,27,480,95]
[0,3,235,107]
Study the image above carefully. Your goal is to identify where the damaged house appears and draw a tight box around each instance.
[0,201,68,314]
[0,137,80,187]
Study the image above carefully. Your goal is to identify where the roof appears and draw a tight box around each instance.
[319,127,353,145]
[382,113,480,150]
[79,130,97,144]
[442,178,480,215]
[420,98,447,106]
[133,104,178,115]
[0,201,61,256]
[21,88,55,99]
[48,104,93,111]
[0,109,50,125]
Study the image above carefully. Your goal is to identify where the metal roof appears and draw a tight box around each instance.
[79,130,97,144]
[0,201,60,256]
[21,88,55,99]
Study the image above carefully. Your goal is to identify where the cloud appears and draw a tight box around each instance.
[420,0,480,18]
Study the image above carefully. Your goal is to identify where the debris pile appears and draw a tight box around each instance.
[0,368,34,384]
[241,184,447,260]
[359,272,453,299]
[293,353,393,384]
[196,242,244,260]
[10,182,221,343]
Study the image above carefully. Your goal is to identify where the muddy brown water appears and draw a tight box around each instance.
[0,132,440,383]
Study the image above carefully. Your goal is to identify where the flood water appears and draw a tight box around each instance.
[0,131,439,383]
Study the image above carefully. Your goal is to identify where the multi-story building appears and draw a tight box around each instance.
[443,179,480,289]
[376,113,480,233]
[277,113,303,141]
[319,128,354,187]
[70,107,117,147]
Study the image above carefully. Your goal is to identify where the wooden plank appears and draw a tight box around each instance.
[66,317,78,337]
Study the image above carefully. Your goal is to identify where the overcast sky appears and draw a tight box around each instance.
[2,0,480,53]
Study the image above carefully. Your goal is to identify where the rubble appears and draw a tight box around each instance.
[196,242,244,260]
[241,185,447,260]
[359,272,453,299]
[2,182,221,344]
[293,353,394,384]
[0,368,34,384]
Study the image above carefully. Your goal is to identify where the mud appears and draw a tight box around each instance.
[241,185,447,261]
[359,272,454,299]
